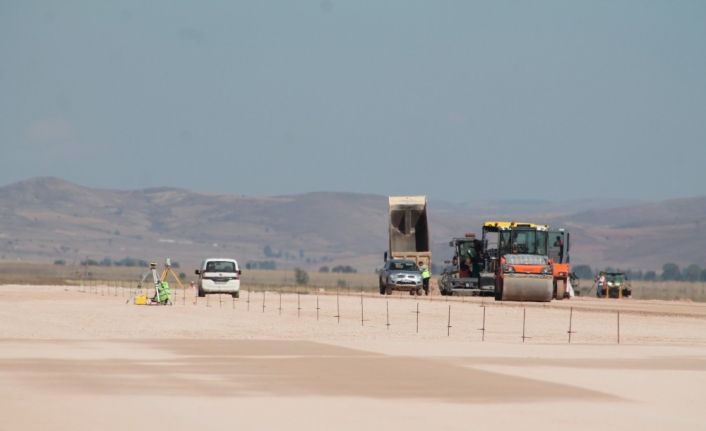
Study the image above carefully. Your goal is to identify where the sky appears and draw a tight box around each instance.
[1,0,705,202]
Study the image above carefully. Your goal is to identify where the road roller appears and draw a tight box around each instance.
[480,221,554,302]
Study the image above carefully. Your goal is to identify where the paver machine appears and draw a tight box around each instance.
[481,221,554,302]
[438,233,491,296]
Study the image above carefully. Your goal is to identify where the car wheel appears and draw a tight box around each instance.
[385,286,392,295]
[198,287,206,298]
[379,280,385,295]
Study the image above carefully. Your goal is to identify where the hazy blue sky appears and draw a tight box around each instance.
[1,1,705,202]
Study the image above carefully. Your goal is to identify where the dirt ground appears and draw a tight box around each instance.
[1,284,705,430]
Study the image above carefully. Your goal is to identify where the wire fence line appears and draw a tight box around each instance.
[70,281,706,346]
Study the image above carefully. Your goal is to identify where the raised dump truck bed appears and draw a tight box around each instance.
[388,196,431,268]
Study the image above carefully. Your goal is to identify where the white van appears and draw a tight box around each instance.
[195,258,241,298]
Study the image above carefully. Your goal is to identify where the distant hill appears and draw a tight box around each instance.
[550,196,706,271]
[0,177,704,273]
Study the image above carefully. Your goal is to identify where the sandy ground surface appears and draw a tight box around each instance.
[1,284,706,430]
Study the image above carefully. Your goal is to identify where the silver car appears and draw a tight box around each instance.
[379,259,423,295]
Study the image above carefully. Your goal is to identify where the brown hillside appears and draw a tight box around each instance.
[1,177,704,273]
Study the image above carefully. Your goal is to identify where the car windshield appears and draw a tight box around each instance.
[205,261,236,272]
[389,261,418,271]
[606,273,624,283]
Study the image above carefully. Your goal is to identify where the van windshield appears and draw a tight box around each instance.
[205,261,236,272]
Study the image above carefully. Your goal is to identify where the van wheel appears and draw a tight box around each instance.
[198,288,206,298]
[232,292,239,299]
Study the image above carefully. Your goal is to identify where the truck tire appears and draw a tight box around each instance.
[494,285,503,301]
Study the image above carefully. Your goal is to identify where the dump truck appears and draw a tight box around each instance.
[481,221,554,302]
[385,196,431,293]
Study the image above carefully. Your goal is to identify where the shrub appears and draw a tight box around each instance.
[294,268,309,285]
[332,265,357,274]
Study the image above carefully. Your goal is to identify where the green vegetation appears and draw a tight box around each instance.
[294,268,309,285]
[572,265,594,279]
[331,265,357,274]
[246,260,277,270]
[79,257,156,268]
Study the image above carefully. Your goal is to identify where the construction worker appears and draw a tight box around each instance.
[596,272,606,298]
[459,255,472,278]
[151,280,171,305]
[553,235,564,262]
[419,261,431,295]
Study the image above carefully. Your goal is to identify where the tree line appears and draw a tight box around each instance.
[318,265,358,274]
[54,257,180,268]
[573,263,706,282]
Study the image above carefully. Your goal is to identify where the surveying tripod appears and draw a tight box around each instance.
[137,258,186,303]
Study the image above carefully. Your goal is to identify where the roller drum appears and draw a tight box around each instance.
[502,274,553,302]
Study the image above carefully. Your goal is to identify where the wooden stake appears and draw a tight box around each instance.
[447,305,452,336]
[335,288,340,324]
[360,290,364,327]
[617,310,621,344]
[480,306,486,342]
[386,300,390,330]
[416,302,420,334]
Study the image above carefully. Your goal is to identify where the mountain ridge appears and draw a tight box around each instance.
[1,177,704,272]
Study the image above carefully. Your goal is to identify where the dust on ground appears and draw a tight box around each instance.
[1,284,705,430]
